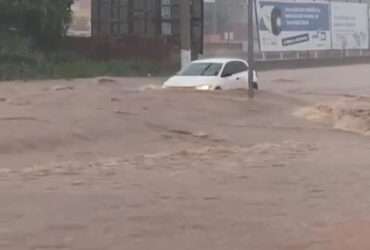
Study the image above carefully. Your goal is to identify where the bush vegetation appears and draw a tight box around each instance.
[0,0,165,81]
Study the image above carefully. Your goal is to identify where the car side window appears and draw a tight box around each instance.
[222,61,248,77]
[222,62,237,77]
[234,61,248,73]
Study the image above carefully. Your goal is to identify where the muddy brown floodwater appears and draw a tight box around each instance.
[1,64,370,250]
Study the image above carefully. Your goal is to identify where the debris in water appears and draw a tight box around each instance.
[111,97,121,102]
[97,77,117,84]
[139,85,162,91]
[52,85,74,91]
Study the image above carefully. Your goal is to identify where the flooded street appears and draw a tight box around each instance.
[1,64,370,250]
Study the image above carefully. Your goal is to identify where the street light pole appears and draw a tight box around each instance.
[180,0,192,69]
[247,0,255,98]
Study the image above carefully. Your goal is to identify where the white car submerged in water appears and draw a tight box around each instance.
[163,58,258,91]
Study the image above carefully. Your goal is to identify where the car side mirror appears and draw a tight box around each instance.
[222,73,232,78]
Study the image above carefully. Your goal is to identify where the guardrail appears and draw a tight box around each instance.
[204,42,370,70]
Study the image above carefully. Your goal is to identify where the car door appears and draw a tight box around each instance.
[232,61,249,88]
[221,61,249,89]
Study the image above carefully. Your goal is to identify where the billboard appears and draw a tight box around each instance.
[331,2,369,50]
[256,0,331,51]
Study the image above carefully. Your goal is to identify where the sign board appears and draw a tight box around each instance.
[331,2,369,50]
[256,0,331,51]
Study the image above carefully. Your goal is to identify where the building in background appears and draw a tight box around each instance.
[68,0,92,37]
[90,0,203,59]
[204,0,248,43]
[67,0,370,61]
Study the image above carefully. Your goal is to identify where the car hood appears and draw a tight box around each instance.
[163,76,219,88]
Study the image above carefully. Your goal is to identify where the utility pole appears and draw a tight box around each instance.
[247,0,255,98]
[180,0,192,69]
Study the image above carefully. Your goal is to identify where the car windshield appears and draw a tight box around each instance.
[178,63,223,76]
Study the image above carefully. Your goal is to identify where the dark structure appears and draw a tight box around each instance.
[91,0,203,60]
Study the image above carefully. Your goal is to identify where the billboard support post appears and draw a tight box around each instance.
[180,0,192,69]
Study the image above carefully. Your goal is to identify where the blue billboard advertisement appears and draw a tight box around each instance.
[256,0,331,51]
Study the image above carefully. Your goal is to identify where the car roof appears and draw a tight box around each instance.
[192,58,247,64]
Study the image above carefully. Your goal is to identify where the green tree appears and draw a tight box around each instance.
[0,0,74,49]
